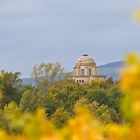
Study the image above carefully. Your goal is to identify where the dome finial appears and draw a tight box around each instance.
[76,55,96,66]
[83,54,88,56]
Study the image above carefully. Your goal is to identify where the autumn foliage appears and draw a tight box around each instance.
[0,54,139,140]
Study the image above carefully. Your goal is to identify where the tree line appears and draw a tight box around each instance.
[0,63,124,134]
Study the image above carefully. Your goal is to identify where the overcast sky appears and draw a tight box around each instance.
[0,0,140,77]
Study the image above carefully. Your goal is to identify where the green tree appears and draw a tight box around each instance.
[19,90,35,112]
[106,85,122,111]
[51,108,70,128]
[0,71,22,106]
[32,63,64,94]
[74,97,120,124]
[4,101,19,114]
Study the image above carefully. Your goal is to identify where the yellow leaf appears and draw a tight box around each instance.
[133,9,140,22]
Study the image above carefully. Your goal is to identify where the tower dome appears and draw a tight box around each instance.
[72,54,106,84]
[75,54,96,67]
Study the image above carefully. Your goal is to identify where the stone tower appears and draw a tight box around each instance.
[72,54,106,84]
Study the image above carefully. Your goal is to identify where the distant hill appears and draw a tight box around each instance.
[22,61,124,85]
[99,61,124,80]
[99,61,124,68]
[22,78,35,85]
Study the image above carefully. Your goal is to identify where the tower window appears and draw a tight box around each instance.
[82,80,84,83]
[89,69,92,76]
[81,69,85,76]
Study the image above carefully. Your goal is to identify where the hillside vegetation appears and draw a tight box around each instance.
[0,54,140,139]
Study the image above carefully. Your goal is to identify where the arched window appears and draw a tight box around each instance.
[81,69,85,76]
[89,69,92,76]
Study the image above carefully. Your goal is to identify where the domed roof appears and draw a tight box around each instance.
[75,54,96,67]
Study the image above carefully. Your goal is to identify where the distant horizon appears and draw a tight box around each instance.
[21,59,123,78]
[0,53,123,78]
